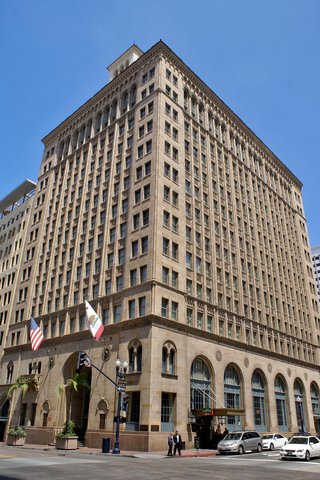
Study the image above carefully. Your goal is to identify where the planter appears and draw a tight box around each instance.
[7,434,26,446]
[55,436,78,450]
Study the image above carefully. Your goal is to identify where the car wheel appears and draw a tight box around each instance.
[257,443,262,453]
[238,445,244,455]
[270,443,274,451]
[305,450,311,461]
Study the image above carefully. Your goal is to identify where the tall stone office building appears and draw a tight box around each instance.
[1,41,320,450]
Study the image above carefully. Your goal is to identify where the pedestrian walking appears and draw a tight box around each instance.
[167,432,173,456]
[173,430,182,456]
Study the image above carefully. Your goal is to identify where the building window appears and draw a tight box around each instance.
[128,300,135,319]
[190,358,211,410]
[252,371,266,432]
[138,297,146,316]
[162,341,176,375]
[224,365,242,431]
[113,305,122,323]
[274,375,288,432]
[161,298,169,318]
[161,392,175,432]
[128,340,142,373]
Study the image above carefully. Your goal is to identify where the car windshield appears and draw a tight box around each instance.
[289,437,308,445]
[262,435,273,439]
[224,433,242,441]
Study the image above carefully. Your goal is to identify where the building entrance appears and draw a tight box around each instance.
[0,398,10,442]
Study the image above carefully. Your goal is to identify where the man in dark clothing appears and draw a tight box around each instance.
[167,432,173,456]
[173,430,182,456]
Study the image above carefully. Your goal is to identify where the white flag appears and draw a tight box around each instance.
[85,300,104,340]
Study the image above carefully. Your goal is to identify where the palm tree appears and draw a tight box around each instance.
[56,372,90,422]
[7,376,39,398]
[6,375,39,427]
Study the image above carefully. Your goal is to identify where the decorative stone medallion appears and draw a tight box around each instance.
[215,350,222,362]
[287,368,291,377]
[267,363,272,373]
[244,358,249,368]
[103,347,111,362]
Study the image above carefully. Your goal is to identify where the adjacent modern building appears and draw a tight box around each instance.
[1,41,320,450]
[0,180,36,439]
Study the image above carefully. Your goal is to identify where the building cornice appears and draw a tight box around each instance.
[3,314,318,372]
[42,40,301,189]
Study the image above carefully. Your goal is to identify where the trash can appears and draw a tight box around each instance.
[181,441,186,450]
[102,437,111,453]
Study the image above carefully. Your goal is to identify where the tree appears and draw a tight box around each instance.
[7,375,39,398]
[6,375,39,427]
[56,372,90,421]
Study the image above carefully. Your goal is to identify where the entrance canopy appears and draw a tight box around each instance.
[192,407,245,417]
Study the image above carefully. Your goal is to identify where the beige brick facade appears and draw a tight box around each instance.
[0,41,319,450]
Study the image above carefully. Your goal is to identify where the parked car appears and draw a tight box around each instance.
[280,435,320,461]
[217,431,262,455]
[261,433,287,450]
[288,431,310,439]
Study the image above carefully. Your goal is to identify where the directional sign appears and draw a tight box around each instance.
[117,386,126,393]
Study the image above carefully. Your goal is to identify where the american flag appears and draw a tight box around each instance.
[29,317,44,351]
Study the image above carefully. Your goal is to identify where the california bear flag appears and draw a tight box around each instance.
[85,300,104,340]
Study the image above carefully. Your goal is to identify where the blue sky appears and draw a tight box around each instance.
[1,0,319,245]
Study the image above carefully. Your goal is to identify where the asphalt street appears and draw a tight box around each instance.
[0,448,320,480]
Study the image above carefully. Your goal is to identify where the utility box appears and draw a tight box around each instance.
[102,437,111,453]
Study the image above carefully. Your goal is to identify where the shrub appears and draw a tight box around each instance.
[56,420,77,438]
[8,426,27,438]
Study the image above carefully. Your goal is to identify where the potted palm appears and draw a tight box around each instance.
[56,372,90,450]
[6,375,39,445]
[55,420,78,450]
[7,426,27,446]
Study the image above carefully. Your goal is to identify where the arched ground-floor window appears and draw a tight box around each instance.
[294,379,306,432]
[252,371,266,431]
[224,365,242,432]
[190,357,211,411]
[310,382,320,433]
[275,375,288,432]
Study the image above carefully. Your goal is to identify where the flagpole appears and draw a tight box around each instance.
[29,314,54,368]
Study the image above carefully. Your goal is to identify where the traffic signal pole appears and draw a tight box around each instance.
[77,352,127,454]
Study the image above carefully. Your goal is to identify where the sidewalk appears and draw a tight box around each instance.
[0,442,217,458]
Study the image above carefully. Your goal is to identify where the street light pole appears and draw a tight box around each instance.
[112,359,128,454]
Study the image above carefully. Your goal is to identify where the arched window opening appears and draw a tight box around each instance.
[183,88,189,111]
[103,107,109,128]
[128,340,142,373]
[294,379,306,432]
[274,375,288,432]
[224,365,242,431]
[162,342,176,375]
[310,382,320,432]
[121,91,128,113]
[252,371,266,431]
[111,100,117,122]
[97,400,108,430]
[130,85,137,107]
[190,358,211,411]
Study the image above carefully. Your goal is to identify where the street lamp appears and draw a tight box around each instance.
[296,395,305,433]
[112,359,128,454]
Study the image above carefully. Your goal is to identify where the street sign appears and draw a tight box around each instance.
[117,386,126,393]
